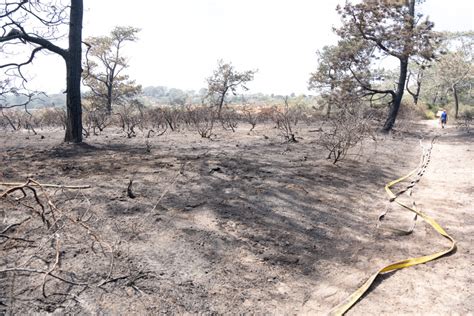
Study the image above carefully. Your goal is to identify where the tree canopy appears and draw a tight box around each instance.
[83,26,141,113]
[206,60,256,118]
[311,0,438,131]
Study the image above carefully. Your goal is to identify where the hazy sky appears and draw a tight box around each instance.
[28,0,474,95]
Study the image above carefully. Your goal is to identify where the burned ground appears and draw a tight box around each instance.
[1,121,472,314]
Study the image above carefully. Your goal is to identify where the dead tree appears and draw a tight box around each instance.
[83,107,110,136]
[320,108,374,164]
[37,108,67,129]
[272,97,298,143]
[115,101,144,138]
[0,108,39,134]
[188,106,215,138]
[144,107,168,137]
[456,110,472,134]
[220,108,239,132]
[162,107,181,131]
[242,106,259,132]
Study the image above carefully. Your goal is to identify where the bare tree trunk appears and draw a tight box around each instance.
[453,84,459,119]
[217,92,225,119]
[327,82,334,119]
[432,90,438,106]
[382,0,414,132]
[64,0,83,143]
[407,63,425,106]
[383,59,408,131]
[1,111,17,131]
[106,83,113,114]
[407,72,422,106]
[413,79,421,105]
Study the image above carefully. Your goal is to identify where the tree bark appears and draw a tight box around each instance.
[64,0,83,143]
[452,84,459,119]
[413,80,421,105]
[217,87,227,119]
[382,0,414,132]
[327,82,334,119]
[432,90,438,107]
[106,83,113,114]
[383,59,408,131]
[406,72,422,105]
[1,112,17,131]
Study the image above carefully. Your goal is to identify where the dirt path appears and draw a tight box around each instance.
[305,124,473,315]
[1,121,472,314]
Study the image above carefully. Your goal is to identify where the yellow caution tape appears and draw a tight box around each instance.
[329,140,456,316]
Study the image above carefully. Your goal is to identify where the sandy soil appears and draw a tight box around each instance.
[0,120,472,314]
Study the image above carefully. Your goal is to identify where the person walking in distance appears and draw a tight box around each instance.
[440,109,448,128]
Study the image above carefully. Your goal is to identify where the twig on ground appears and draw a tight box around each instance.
[0,234,35,243]
[0,181,91,189]
[0,177,115,309]
[1,217,31,234]
[42,237,61,298]
[0,268,90,286]
[150,168,184,213]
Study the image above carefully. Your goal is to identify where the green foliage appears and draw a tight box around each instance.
[83,26,142,113]
[424,110,436,120]
[206,60,257,117]
[418,32,473,117]
[311,0,438,130]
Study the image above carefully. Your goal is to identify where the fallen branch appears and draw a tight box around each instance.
[150,167,183,213]
[0,234,35,243]
[0,268,90,286]
[42,238,61,298]
[0,182,91,189]
[1,216,31,234]
[97,274,130,287]
[0,177,114,311]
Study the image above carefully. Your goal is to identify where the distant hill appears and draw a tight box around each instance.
[1,93,66,109]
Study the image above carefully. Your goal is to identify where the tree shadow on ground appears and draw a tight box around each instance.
[149,143,410,277]
[1,125,442,313]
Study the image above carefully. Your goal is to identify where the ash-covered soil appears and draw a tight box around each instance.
[1,121,472,314]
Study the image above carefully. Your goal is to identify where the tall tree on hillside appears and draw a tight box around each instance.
[83,26,141,114]
[333,0,437,131]
[206,60,256,118]
[0,0,84,143]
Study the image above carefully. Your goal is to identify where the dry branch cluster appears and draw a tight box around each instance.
[270,97,305,143]
[320,108,375,164]
[0,96,383,164]
[0,108,67,134]
[0,179,128,314]
[0,101,318,142]
[455,110,472,133]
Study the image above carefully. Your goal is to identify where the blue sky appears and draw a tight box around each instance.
[28,0,474,95]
